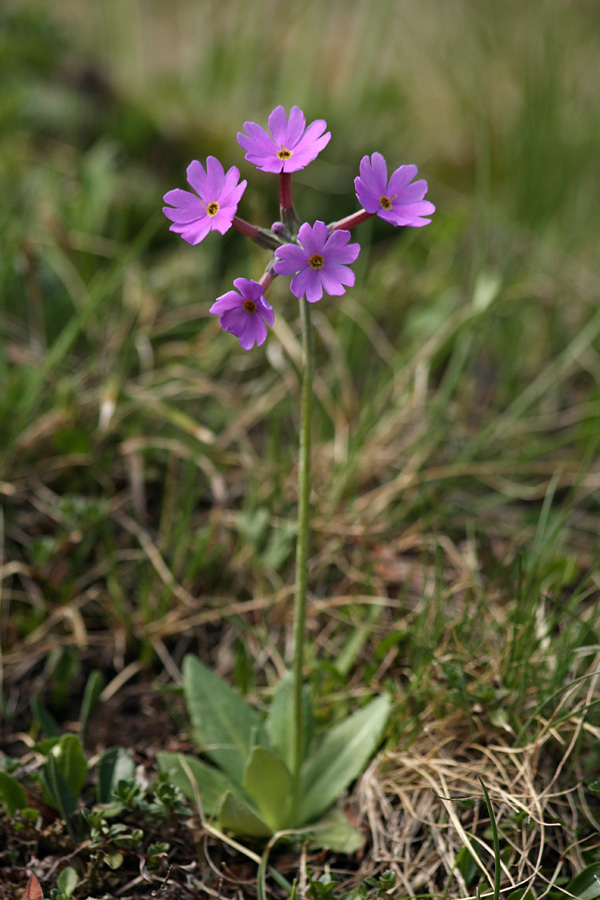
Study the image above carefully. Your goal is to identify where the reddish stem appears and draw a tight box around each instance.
[259,270,276,293]
[328,209,375,232]
[231,216,260,240]
[278,172,294,211]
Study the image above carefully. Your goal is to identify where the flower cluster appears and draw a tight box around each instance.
[163,106,435,349]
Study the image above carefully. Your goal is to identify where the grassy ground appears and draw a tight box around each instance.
[1,1,600,898]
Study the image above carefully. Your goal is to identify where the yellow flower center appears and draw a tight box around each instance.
[379,194,393,210]
[243,299,257,313]
[308,253,325,270]
[277,145,293,160]
[206,201,220,217]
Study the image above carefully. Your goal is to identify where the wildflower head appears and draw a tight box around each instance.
[209,278,274,349]
[273,221,360,304]
[163,157,247,245]
[354,152,435,227]
[238,106,331,174]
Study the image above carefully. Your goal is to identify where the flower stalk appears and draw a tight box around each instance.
[291,294,314,793]
[328,209,375,232]
[279,172,300,236]
[232,216,287,251]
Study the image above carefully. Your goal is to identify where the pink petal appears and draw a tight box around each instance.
[204,156,225,196]
[240,315,267,350]
[325,240,360,265]
[162,206,205,224]
[220,166,242,198]
[387,165,419,194]
[321,264,355,293]
[285,106,308,146]
[210,291,242,315]
[354,177,381,214]
[302,269,325,304]
[291,119,329,153]
[267,105,290,144]
[186,160,208,197]
[174,218,212,244]
[163,188,202,208]
[273,244,308,275]
[211,215,234,235]
[395,179,429,204]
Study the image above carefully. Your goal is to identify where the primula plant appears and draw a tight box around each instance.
[160,106,434,852]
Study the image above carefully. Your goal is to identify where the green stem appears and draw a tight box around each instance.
[291,296,314,795]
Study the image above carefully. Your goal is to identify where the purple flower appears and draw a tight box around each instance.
[163,157,247,245]
[354,152,435,227]
[237,106,331,174]
[273,221,360,304]
[209,278,274,350]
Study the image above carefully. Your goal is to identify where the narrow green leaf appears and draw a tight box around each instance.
[0,771,27,815]
[568,864,600,900]
[306,807,365,853]
[182,654,268,785]
[79,669,104,734]
[243,747,292,831]
[42,753,75,825]
[96,748,135,803]
[506,891,534,900]
[479,777,501,900]
[218,790,272,839]
[267,672,313,774]
[33,738,61,755]
[157,751,232,816]
[52,735,87,799]
[297,694,391,825]
[30,697,61,737]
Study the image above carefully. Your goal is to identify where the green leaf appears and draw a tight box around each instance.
[157,751,232,816]
[33,738,61,755]
[30,697,61,737]
[586,778,600,796]
[182,654,268,785]
[267,672,313,774]
[297,694,391,825]
[96,747,135,804]
[506,891,534,900]
[568,864,600,900]
[305,807,365,853]
[42,753,75,821]
[51,735,87,799]
[243,747,292,831]
[218,790,272,839]
[56,868,78,899]
[103,851,124,870]
[79,669,104,734]
[0,771,27,815]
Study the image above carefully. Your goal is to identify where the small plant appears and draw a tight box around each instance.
[1,741,185,885]
[159,105,435,850]
[307,868,396,900]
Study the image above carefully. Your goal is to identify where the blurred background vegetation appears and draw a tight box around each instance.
[2,0,600,718]
[2,0,600,895]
